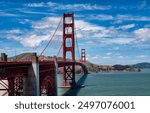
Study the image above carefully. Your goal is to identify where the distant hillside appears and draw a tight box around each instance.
[8,53,97,73]
[8,53,147,73]
[113,65,130,71]
[86,61,99,73]
[8,53,58,61]
[8,53,35,61]
[131,62,150,69]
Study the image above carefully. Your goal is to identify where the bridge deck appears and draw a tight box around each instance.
[0,60,87,96]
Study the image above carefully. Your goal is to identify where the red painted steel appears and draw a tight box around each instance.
[0,66,28,79]
[14,77,23,96]
[0,61,31,68]
[0,61,56,96]
[0,62,30,96]
[81,49,86,64]
[39,61,56,96]
[40,76,55,96]
[0,13,88,95]
[62,13,76,86]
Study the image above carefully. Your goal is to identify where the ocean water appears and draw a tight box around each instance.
[57,69,150,96]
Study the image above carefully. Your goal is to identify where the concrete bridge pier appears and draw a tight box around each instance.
[23,53,39,96]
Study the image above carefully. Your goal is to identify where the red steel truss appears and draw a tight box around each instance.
[0,62,29,96]
[0,61,57,96]
[39,61,57,96]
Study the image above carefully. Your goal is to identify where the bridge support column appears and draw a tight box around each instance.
[23,53,39,96]
[81,49,86,64]
[8,78,14,96]
[62,13,76,87]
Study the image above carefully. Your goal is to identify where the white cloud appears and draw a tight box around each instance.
[25,2,111,11]
[0,29,22,34]
[59,4,111,11]
[101,37,135,45]
[85,14,114,21]
[8,29,22,34]
[75,22,120,40]
[112,14,150,24]
[8,35,49,47]
[112,19,123,24]
[85,41,95,45]
[92,56,98,59]
[7,16,63,48]
[119,24,135,30]
[89,55,112,64]
[83,14,150,23]
[136,55,147,58]
[134,28,150,42]
[25,2,49,7]
[116,14,150,21]
[103,56,111,59]
[18,19,31,24]
[106,52,112,55]
[88,54,150,65]
[0,12,18,17]
[6,16,137,48]
[118,55,124,59]
[19,10,53,15]
[6,15,149,48]
[20,35,47,47]
[75,20,106,31]
[31,17,62,29]
[71,19,113,39]
[113,47,120,50]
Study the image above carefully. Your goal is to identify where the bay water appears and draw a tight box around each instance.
[57,69,150,96]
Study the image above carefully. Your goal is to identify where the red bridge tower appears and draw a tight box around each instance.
[81,49,86,64]
[62,13,75,86]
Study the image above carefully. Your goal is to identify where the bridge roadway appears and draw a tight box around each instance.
[0,54,88,96]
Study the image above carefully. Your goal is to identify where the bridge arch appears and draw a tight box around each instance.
[40,76,55,96]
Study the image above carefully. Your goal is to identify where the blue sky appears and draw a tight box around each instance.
[0,0,150,65]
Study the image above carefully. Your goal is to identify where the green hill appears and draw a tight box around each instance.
[131,62,150,69]
[86,61,99,73]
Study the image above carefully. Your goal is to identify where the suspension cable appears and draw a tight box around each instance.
[75,26,81,60]
[40,16,63,56]
[56,43,63,58]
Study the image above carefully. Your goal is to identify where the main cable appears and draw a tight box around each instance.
[40,16,63,56]
[75,26,81,60]
[56,43,63,58]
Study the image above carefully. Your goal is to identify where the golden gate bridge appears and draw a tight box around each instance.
[0,13,88,96]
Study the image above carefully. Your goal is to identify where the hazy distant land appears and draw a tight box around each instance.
[7,53,150,73]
